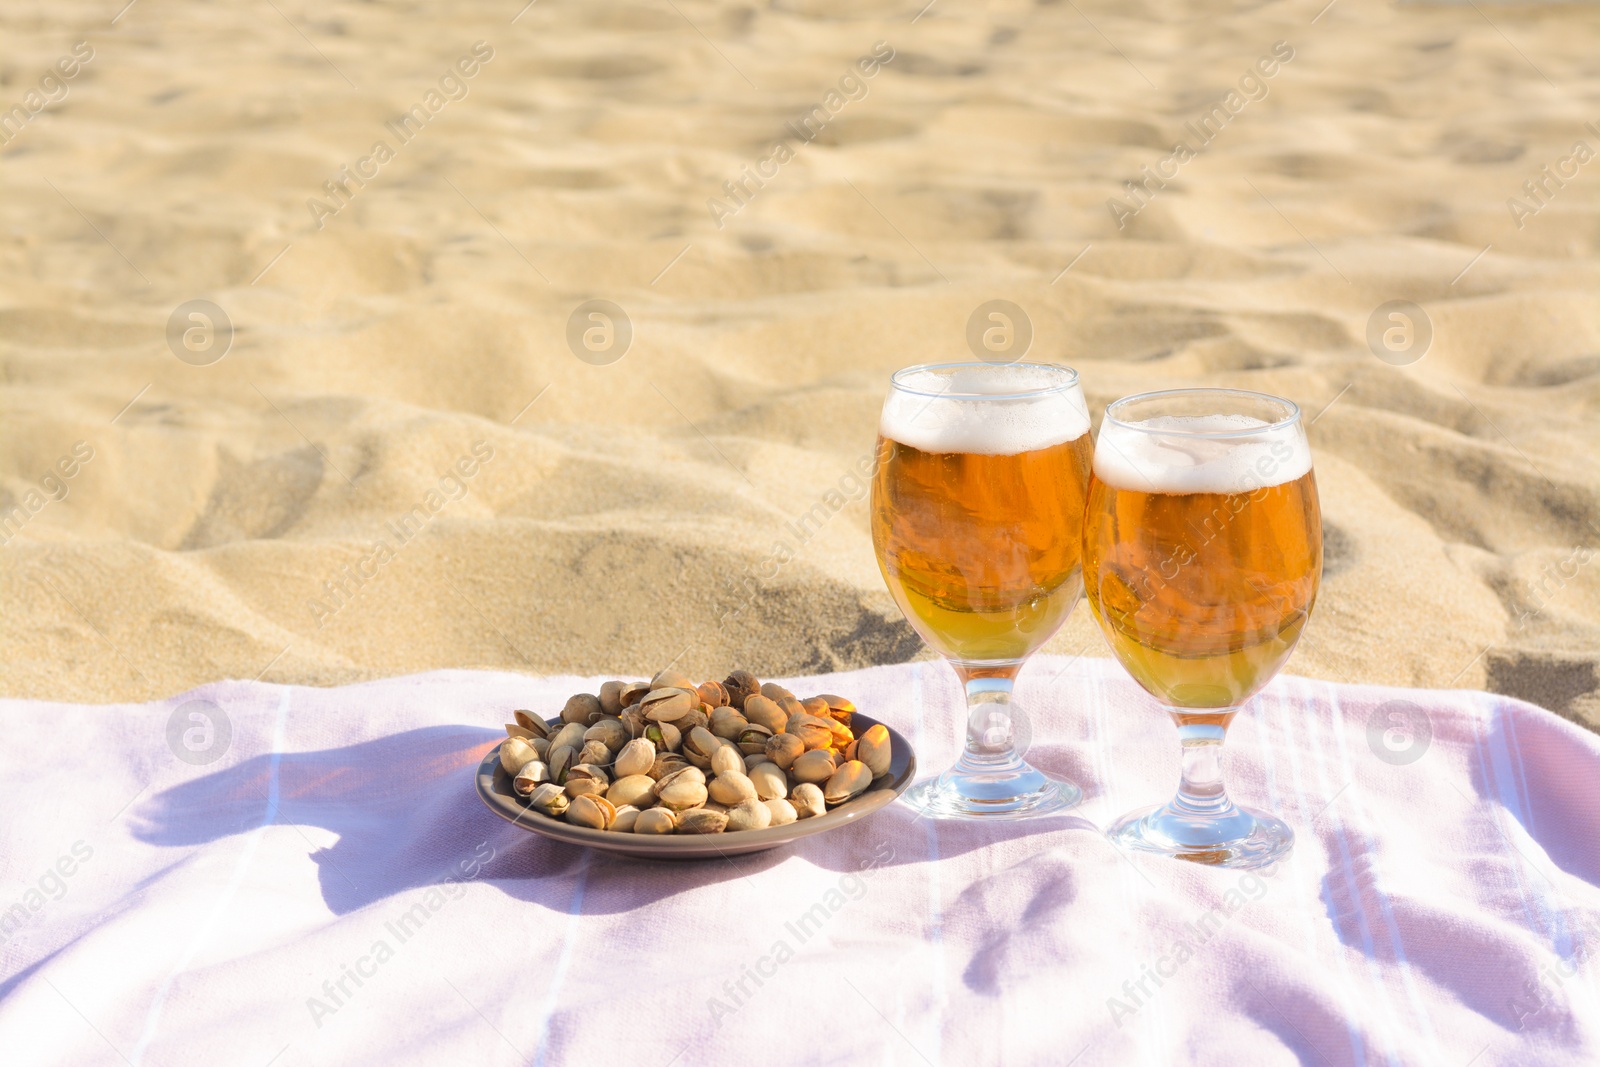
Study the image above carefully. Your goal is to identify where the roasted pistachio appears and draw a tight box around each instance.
[654,765,704,792]
[823,760,871,805]
[567,793,616,830]
[736,724,774,755]
[763,733,805,771]
[816,693,857,724]
[777,697,807,720]
[763,798,798,826]
[748,762,788,801]
[529,782,570,817]
[697,680,729,707]
[614,738,656,778]
[620,681,652,708]
[640,688,694,723]
[801,696,831,717]
[562,693,604,725]
[651,669,696,691]
[856,724,892,777]
[530,736,550,761]
[683,726,720,768]
[643,720,681,753]
[633,807,676,834]
[726,798,772,832]
[675,706,711,734]
[500,736,538,775]
[710,744,745,779]
[648,752,690,780]
[742,695,787,734]
[549,722,588,755]
[676,808,729,834]
[584,718,629,753]
[599,680,626,717]
[760,682,796,702]
[709,706,749,741]
[790,782,826,819]
[658,778,709,812]
[606,774,658,810]
[788,715,835,752]
[564,764,610,797]
[513,710,551,739]
[723,670,760,709]
[505,723,538,742]
[707,770,757,806]
[791,748,837,784]
[513,760,551,795]
[610,805,641,833]
[620,705,647,738]
[547,744,576,784]
[577,739,612,767]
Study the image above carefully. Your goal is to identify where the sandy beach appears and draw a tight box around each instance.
[1,0,1596,726]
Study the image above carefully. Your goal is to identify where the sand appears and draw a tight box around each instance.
[1,0,1596,727]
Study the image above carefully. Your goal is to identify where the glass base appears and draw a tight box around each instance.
[903,761,1081,820]
[1108,801,1293,869]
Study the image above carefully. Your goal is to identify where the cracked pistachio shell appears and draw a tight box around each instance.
[707,770,757,806]
[505,723,537,742]
[856,724,892,777]
[547,744,576,784]
[722,670,760,708]
[802,696,831,717]
[654,765,705,791]
[697,680,729,707]
[816,693,857,723]
[500,736,538,775]
[710,744,745,778]
[620,681,652,708]
[529,782,569,817]
[790,782,826,819]
[563,764,610,798]
[737,725,774,755]
[725,798,772,833]
[633,807,677,834]
[760,682,795,702]
[577,740,612,767]
[684,726,720,760]
[651,669,696,691]
[710,706,749,741]
[599,680,626,717]
[763,733,805,771]
[823,760,872,805]
[658,778,709,812]
[742,695,788,734]
[643,720,681,753]
[791,748,838,784]
[584,718,629,753]
[613,738,656,778]
[512,761,551,795]
[640,688,694,723]
[513,710,551,739]
[610,805,641,833]
[566,793,616,830]
[648,753,690,780]
[549,723,588,754]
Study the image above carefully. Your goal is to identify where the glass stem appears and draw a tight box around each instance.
[1169,710,1239,819]
[952,661,1026,769]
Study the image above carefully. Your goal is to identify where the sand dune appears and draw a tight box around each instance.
[1,0,1596,726]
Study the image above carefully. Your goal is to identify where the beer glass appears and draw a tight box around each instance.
[1084,388,1322,867]
[870,362,1093,818]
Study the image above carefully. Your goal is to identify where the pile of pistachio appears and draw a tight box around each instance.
[498,669,892,835]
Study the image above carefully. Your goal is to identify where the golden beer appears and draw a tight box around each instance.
[1083,472,1322,709]
[872,432,1094,663]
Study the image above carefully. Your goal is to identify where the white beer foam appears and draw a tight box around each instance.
[1093,414,1312,494]
[880,366,1091,455]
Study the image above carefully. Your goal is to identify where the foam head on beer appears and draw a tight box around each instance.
[880,364,1091,455]
[1093,413,1312,496]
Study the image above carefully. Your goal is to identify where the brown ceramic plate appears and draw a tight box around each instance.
[475,712,916,859]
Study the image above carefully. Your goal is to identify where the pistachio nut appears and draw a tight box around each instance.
[566,793,616,830]
[528,782,570,817]
[675,706,711,734]
[648,752,690,780]
[530,736,550,761]
[722,669,760,709]
[816,693,857,723]
[856,723,892,777]
[823,760,872,805]
[549,722,588,755]
[657,778,709,812]
[599,680,626,717]
[620,706,647,738]
[742,695,788,734]
[583,718,629,753]
[710,744,745,779]
[788,715,835,752]
[778,697,807,720]
[743,752,771,774]
[564,763,611,797]
[709,706,749,741]
[512,760,551,795]
[683,726,719,763]
[651,668,696,691]
[643,720,682,753]
[736,724,774,755]
[763,798,798,826]
[640,688,694,723]
[697,680,729,708]
[760,682,796,702]
[613,737,656,779]
[513,710,551,739]
[801,696,831,717]
[577,740,612,768]
[610,805,641,833]
[562,693,604,725]
[505,723,538,742]
[790,782,826,819]
[825,718,856,749]
[606,774,658,809]
[500,736,538,775]
[791,748,837,784]
[676,808,728,835]
[748,762,788,801]
[547,744,576,784]
[620,681,652,708]
[763,733,805,771]
[654,765,704,791]
[725,798,772,833]
[633,807,676,834]
[707,770,757,806]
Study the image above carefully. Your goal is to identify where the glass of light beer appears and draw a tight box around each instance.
[1084,388,1322,867]
[871,361,1093,818]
